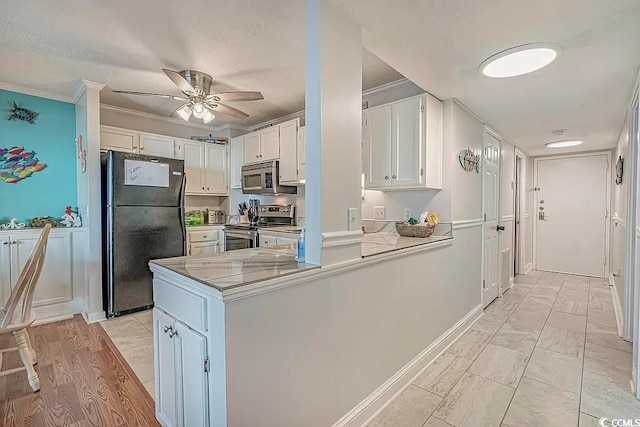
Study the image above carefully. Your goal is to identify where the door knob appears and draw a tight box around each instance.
[497,225,505,231]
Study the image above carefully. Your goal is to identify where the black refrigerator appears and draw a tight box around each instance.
[102,151,186,317]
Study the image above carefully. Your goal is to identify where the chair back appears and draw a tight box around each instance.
[1,224,52,328]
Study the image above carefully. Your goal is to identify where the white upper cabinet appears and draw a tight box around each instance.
[279,119,299,184]
[243,126,281,164]
[260,126,280,161]
[363,93,442,191]
[203,144,228,195]
[243,131,261,163]
[139,133,176,158]
[182,141,206,195]
[101,126,138,153]
[392,96,422,187]
[364,105,393,189]
[229,136,243,188]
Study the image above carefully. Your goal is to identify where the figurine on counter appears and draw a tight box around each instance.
[0,218,26,229]
[61,206,82,227]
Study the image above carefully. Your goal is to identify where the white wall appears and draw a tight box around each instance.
[224,228,481,427]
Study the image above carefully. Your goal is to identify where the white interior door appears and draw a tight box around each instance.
[535,154,608,277]
[483,130,501,307]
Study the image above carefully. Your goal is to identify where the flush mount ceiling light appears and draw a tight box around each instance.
[480,43,560,78]
[545,140,583,148]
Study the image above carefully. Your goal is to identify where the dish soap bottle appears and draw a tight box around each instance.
[297,228,306,263]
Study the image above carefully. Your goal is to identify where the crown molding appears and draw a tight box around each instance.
[0,81,75,104]
[99,104,240,132]
[74,79,105,103]
[250,109,305,132]
[362,78,415,98]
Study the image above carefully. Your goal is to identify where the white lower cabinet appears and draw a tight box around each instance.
[186,227,223,255]
[154,307,209,427]
[0,229,76,309]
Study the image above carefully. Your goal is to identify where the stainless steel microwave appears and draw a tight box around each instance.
[241,160,297,195]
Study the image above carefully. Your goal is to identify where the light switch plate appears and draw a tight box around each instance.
[404,208,413,221]
[347,208,358,231]
[373,206,386,220]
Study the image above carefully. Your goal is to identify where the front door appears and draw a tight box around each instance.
[483,129,501,307]
[535,154,609,277]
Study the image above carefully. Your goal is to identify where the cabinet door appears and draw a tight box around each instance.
[154,308,178,427]
[11,232,72,307]
[243,132,261,164]
[204,144,228,195]
[188,241,219,256]
[392,97,423,187]
[0,235,11,307]
[174,321,209,427]
[182,142,206,195]
[101,127,138,153]
[297,126,306,182]
[365,106,392,189]
[279,119,298,183]
[260,235,278,248]
[260,126,280,161]
[140,134,176,159]
[230,136,244,188]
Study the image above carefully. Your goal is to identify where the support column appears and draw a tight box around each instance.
[75,80,105,322]
[305,0,363,266]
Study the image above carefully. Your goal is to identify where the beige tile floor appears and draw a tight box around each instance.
[100,309,155,400]
[367,271,639,427]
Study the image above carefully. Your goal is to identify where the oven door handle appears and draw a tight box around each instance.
[224,230,257,239]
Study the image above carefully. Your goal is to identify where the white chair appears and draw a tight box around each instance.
[0,224,51,392]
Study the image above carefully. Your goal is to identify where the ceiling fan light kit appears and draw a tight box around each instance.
[113,68,264,124]
[480,42,560,78]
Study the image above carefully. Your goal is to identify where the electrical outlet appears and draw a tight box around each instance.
[373,206,386,220]
[347,208,358,231]
[404,208,413,221]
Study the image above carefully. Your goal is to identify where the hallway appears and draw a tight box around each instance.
[367,271,639,426]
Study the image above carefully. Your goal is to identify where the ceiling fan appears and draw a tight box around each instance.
[113,69,264,123]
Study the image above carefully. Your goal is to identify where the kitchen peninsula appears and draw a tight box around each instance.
[148,231,455,426]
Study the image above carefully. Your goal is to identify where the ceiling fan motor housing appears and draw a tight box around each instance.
[179,70,213,96]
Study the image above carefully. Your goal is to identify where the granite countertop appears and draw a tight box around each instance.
[149,244,318,292]
[361,232,453,257]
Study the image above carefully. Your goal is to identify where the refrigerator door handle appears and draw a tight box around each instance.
[179,173,187,255]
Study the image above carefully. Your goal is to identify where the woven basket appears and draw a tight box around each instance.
[395,222,435,238]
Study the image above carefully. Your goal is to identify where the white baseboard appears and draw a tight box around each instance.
[524,263,533,274]
[83,310,106,324]
[609,275,624,337]
[332,303,484,427]
[32,298,83,325]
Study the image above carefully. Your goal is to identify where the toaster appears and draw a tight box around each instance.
[207,210,226,224]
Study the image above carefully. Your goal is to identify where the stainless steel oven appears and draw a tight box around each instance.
[241,160,297,195]
[223,226,258,251]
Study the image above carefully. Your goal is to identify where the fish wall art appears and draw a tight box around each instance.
[0,146,47,184]
[8,101,38,124]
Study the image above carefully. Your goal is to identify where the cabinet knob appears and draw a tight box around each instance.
[202,187,205,190]
[168,329,178,338]
[2,241,8,245]
[206,187,210,190]
[140,147,145,150]
[133,146,137,149]
[392,175,396,179]
[256,155,259,158]
[10,240,18,245]
[385,176,389,180]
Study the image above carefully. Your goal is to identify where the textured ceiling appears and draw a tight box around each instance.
[0,0,402,128]
[2,1,638,153]
[330,0,640,155]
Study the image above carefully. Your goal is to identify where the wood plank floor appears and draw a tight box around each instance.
[0,315,159,426]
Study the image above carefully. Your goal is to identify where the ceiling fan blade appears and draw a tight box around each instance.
[163,69,197,95]
[206,91,264,102]
[112,90,188,101]
[206,102,249,120]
